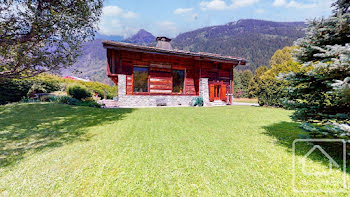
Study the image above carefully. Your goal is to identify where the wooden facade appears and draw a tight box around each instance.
[103,40,245,105]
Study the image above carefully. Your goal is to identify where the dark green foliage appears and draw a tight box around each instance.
[67,85,92,101]
[0,78,60,105]
[233,70,253,98]
[78,100,102,108]
[256,79,286,107]
[0,73,116,105]
[257,62,302,107]
[173,19,305,71]
[40,95,58,102]
[240,70,253,98]
[233,70,243,98]
[284,1,350,139]
[74,80,117,99]
[56,96,81,106]
[251,46,302,107]
[248,66,268,98]
[42,95,101,108]
[0,0,103,79]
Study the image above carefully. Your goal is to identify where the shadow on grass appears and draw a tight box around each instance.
[263,121,347,172]
[0,103,133,168]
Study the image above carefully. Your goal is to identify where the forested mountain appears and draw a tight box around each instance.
[172,19,306,71]
[61,19,305,82]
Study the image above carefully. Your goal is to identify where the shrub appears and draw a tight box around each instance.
[79,100,102,108]
[40,95,58,102]
[251,47,302,107]
[61,78,117,99]
[56,96,80,105]
[55,95,101,108]
[67,85,92,100]
[0,76,61,105]
[0,73,116,105]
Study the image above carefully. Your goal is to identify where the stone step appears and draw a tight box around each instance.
[211,100,227,106]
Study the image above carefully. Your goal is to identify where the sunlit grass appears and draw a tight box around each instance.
[233,98,258,103]
[0,103,349,196]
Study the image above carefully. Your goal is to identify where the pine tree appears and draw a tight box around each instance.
[284,1,350,138]
[234,70,243,98]
[240,70,253,98]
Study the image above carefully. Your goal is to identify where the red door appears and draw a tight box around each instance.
[221,85,227,101]
[209,84,214,102]
[214,85,221,100]
[210,83,227,102]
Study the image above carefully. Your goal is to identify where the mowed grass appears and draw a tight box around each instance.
[0,103,349,196]
[233,98,258,103]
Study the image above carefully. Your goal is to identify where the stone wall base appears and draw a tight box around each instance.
[118,95,198,107]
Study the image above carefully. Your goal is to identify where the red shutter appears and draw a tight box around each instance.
[221,85,227,101]
[209,84,215,102]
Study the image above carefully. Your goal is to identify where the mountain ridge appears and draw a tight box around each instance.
[61,19,306,82]
[172,19,306,70]
[123,29,156,45]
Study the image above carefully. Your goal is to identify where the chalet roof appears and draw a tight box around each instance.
[102,40,246,65]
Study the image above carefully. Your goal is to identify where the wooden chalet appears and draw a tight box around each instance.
[102,37,246,107]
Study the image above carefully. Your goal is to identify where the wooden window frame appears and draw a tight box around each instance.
[132,65,150,95]
[171,68,186,95]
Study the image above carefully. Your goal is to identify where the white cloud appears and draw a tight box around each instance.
[200,0,230,10]
[272,0,323,9]
[99,18,138,38]
[123,11,138,19]
[99,6,139,38]
[232,0,259,7]
[272,0,287,7]
[255,9,265,14]
[102,6,138,19]
[174,8,194,15]
[200,0,259,10]
[286,1,316,9]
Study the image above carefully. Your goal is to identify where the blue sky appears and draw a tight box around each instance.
[99,0,334,38]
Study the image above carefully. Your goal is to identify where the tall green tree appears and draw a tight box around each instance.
[248,66,268,98]
[240,70,253,98]
[252,46,302,106]
[284,0,350,138]
[0,0,103,79]
[233,70,253,98]
[270,47,293,67]
[234,70,243,98]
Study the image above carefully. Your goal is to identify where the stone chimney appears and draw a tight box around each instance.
[156,37,173,50]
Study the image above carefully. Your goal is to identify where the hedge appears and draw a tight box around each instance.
[0,74,117,105]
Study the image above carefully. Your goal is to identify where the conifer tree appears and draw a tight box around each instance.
[284,0,350,138]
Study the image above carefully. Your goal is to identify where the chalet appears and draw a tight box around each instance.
[102,37,246,107]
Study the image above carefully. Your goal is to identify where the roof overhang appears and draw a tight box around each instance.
[102,40,246,65]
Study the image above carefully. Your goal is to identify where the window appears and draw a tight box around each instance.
[133,67,148,93]
[172,70,184,93]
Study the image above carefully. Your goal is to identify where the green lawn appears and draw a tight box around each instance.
[233,98,258,104]
[0,103,349,196]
